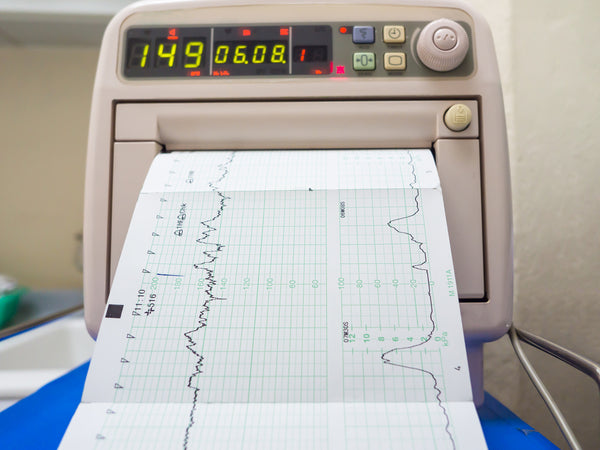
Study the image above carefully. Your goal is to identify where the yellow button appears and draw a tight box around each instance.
[384,52,406,71]
[444,104,472,131]
[383,25,405,43]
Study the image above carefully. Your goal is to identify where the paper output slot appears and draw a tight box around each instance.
[115,100,479,150]
[108,143,486,303]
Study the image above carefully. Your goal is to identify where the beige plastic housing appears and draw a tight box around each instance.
[83,0,513,402]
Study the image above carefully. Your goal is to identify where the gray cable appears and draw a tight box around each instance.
[508,326,582,450]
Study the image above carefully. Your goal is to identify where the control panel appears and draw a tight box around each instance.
[122,20,473,79]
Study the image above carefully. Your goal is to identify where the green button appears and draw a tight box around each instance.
[353,52,376,71]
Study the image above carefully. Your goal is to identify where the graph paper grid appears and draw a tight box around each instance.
[60,150,485,449]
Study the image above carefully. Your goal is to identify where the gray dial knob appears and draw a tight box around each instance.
[416,19,469,72]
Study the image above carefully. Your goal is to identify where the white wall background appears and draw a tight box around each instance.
[468,0,600,448]
[0,1,599,448]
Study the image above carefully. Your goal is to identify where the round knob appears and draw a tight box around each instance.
[416,19,469,72]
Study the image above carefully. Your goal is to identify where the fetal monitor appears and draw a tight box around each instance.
[83,0,513,405]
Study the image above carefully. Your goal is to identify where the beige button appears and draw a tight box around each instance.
[444,104,472,131]
[384,52,406,71]
[383,25,405,43]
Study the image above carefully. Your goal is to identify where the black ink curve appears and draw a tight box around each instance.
[183,152,235,450]
[381,152,455,449]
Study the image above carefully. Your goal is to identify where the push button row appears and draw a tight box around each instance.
[352,25,406,44]
[353,52,406,71]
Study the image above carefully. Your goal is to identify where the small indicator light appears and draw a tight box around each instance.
[339,26,348,34]
[167,28,179,40]
[242,29,251,37]
[315,69,323,75]
[189,71,201,77]
[336,65,345,74]
[280,28,289,36]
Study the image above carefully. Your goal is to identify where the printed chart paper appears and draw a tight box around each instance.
[60,150,487,449]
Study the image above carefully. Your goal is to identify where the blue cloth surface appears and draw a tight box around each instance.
[0,361,558,449]
[0,362,89,450]
[478,392,558,449]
